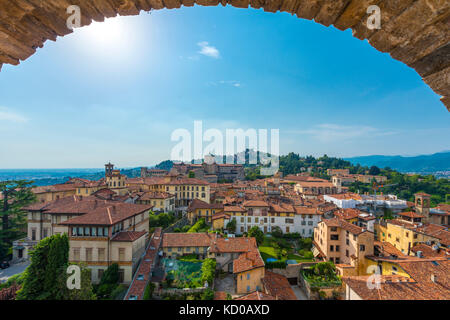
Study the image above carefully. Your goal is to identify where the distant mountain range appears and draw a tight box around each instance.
[345,151,450,173]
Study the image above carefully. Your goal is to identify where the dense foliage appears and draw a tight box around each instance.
[95,263,120,299]
[225,218,236,233]
[247,153,449,206]
[200,258,216,287]
[16,234,95,300]
[149,212,177,231]
[0,180,36,260]
[188,218,209,233]
[247,226,264,245]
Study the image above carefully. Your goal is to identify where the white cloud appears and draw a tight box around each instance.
[289,124,397,142]
[207,80,241,88]
[0,107,28,123]
[197,41,220,59]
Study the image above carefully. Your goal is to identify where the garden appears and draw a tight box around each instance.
[258,231,315,268]
[161,256,216,290]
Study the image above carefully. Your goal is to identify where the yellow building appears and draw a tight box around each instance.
[233,250,265,294]
[105,162,128,196]
[136,191,175,213]
[376,218,448,256]
[187,199,224,224]
[32,182,76,203]
[127,175,211,209]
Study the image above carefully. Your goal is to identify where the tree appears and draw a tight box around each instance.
[95,263,120,299]
[271,226,283,238]
[368,166,381,175]
[16,233,70,300]
[225,218,236,233]
[57,263,97,300]
[0,180,36,260]
[247,226,264,245]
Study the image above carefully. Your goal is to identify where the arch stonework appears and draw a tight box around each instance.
[0,0,448,110]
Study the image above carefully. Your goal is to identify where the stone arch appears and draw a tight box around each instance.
[0,0,448,110]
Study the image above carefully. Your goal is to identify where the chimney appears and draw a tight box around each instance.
[431,274,437,283]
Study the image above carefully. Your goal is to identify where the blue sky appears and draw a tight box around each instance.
[0,5,449,169]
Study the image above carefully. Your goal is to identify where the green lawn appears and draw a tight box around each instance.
[259,236,314,263]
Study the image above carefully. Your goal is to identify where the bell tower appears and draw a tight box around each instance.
[105,162,114,177]
[415,192,431,223]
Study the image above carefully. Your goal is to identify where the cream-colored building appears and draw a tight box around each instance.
[314,217,374,275]
[16,195,151,284]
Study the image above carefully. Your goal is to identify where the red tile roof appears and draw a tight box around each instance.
[262,271,297,300]
[60,203,151,226]
[233,250,265,274]
[125,228,163,300]
[210,237,258,254]
[112,231,147,242]
[161,233,215,248]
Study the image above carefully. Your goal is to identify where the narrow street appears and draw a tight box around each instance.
[0,261,29,284]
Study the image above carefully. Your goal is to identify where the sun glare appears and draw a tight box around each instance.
[73,16,141,64]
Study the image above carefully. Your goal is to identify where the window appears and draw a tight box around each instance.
[43,228,48,238]
[331,227,337,232]
[86,248,92,261]
[98,269,104,280]
[247,273,250,280]
[336,245,340,252]
[73,248,80,260]
[346,250,349,257]
[31,228,36,241]
[346,239,349,245]
[119,248,125,261]
[359,245,365,252]
[246,286,250,293]
[330,235,339,241]
[85,227,90,236]
[335,258,340,264]
[330,245,334,252]
[98,248,105,261]
[92,227,97,237]
[72,227,77,236]
[118,269,124,283]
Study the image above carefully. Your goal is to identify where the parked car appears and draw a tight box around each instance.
[0,261,10,269]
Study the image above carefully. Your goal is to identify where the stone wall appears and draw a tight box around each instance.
[0,1,448,110]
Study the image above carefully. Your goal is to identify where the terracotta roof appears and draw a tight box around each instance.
[138,191,174,201]
[211,213,231,221]
[32,183,76,194]
[270,203,295,213]
[343,259,450,300]
[334,208,362,221]
[293,206,319,215]
[161,233,215,248]
[210,237,258,254]
[411,243,448,258]
[214,291,228,300]
[60,203,151,226]
[125,228,163,300]
[374,241,405,257]
[112,230,147,242]
[223,205,246,212]
[398,211,424,219]
[187,199,223,212]
[234,291,276,300]
[262,271,297,300]
[243,200,269,207]
[23,195,115,214]
[322,217,368,235]
[233,250,265,274]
